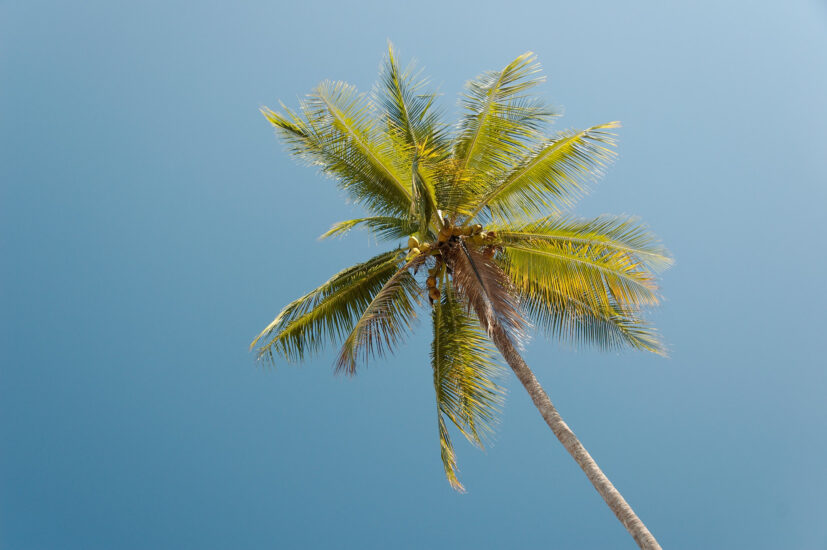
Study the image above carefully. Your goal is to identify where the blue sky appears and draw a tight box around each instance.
[2,1,826,548]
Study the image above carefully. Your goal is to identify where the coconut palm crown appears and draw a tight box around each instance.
[252,45,671,548]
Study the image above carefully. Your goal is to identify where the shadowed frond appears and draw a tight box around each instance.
[431,285,505,490]
[319,216,422,241]
[251,250,404,364]
[467,122,619,222]
[492,214,673,271]
[448,241,527,342]
[443,52,555,216]
[335,256,426,375]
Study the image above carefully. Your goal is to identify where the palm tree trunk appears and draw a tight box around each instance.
[489,323,662,550]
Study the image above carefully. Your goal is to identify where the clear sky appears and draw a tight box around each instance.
[2,1,826,548]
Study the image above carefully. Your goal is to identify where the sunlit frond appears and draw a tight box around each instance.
[373,43,451,236]
[437,416,462,491]
[431,285,505,490]
[492,214,673,271]
[261,80,412,218]
[335,256,425,375]
[375,42,449,155]
[515,275,666,355]
[319,216,422,242]
[443,52,555,216]
[467,122,619,222]
[251,250,404,364]
[502,236,661,312]
[494,216,667,352]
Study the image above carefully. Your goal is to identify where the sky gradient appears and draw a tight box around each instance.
[2,1,827,548]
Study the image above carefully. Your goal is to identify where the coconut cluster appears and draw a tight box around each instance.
[426,268,440,301]
[405,222,500,305]
[436,222,496,245]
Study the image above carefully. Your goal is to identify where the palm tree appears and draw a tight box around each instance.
[252,45,671,549]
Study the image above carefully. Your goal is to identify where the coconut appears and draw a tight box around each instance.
[472,223,483,234]
[419,242,431,253]
[408,235,420,249]
[426,276,437,288]
[410,247,421,256]
[428,287,441,301]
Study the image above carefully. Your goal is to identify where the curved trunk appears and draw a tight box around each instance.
[489,323,662,550]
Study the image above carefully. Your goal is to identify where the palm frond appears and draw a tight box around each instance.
[319,216,422,242]
[492,214,673,271]
[515,275,666,354]
[493,216,669,353]
[447,241,527,343]
[375,42,449,155]
[335,256,426,375]
[261,80,412,218]
[502,237,661,311]
[410,154,441,237]
[466,122,619,223]
[443,52,555,216]
[251,250,404,364]
[431,285,505,490]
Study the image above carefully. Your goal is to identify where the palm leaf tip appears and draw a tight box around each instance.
[438,416,465,492]
[318,217,420,241]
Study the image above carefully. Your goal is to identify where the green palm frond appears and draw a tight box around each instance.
[502,238,661,311]
[492,214,673,271]
[466,123,619,223]
[261,81,412,218]
[251,250,404,364]
[437,415,462,491]
[335,256,425,375]
[375,42,449,156]
[431,285,504,491]
[319,216,423,241]
[374,43,450,236]
[494,217,668,352]
[410,154,442,237]
[515,276,666,354]
[442,52,554,216]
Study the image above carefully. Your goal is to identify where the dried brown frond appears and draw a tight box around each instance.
[444,239,527,345]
